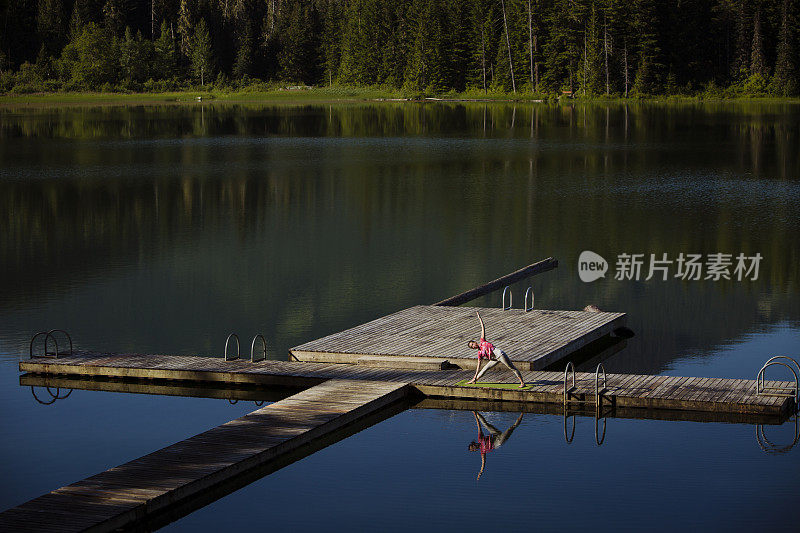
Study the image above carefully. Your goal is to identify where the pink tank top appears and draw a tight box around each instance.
[478,338,494,360]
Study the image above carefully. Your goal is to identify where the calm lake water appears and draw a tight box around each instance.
[1,101,798,530]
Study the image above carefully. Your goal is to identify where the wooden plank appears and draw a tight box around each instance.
[433,257,558,306]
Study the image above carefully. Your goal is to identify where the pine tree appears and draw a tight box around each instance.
[279,0,322,84]
[191,18,213,85]
[404,0,446,92]
[154,20,176,79]
[749,7,767,77]
[732,0,751,80]
[177,0,194,63]
[37,0,66,55]
[543,0,582,93]
[631,0,661,95]
[320,0,344,85]
[102,0,128,36]
[771,0,796,95]
[469,0,497,91]
[581,1,603,95]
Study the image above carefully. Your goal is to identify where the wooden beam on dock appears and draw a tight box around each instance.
[0,380,410,533]
[434,257,558,306]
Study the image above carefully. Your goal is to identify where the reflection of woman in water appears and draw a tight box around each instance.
[468,411,524,480]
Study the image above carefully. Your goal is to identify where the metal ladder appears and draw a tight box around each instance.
[224,333,268,362]
[564,361,608,407]
[500,286,536,312]
[755,356,799,408]
[29,330,73,358]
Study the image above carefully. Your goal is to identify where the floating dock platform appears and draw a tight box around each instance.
[18,351,794,417]
[290,305,627,371]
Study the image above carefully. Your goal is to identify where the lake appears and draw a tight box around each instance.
[1,101,798,530]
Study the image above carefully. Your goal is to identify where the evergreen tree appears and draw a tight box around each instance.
[191,18,213,85]
[320,0,344,86]
[177,0,194,62]
[771,0,796,95]
[278,0,322,83]
[543,0,582,92]
[154,20,176,79]
[749,7,767,77]
[631,0,662,94]
[404,0,446,92]
[732,0,751,80]
[338,0,381,85]
[37,0,66,55]
[580,1,603,94]
[469,0,498,91]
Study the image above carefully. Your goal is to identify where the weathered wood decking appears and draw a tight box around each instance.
[0,380,409,532]
[290,305,627,370]
[19,351,795,416]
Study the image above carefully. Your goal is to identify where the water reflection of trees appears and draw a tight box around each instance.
[1,102,798,374]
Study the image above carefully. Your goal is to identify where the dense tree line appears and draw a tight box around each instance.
[1,0,798,96]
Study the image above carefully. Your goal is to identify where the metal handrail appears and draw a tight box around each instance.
[29,331,47,358]
[30,330,73,358]
[524,287,534,312]
[595,363,607,406]
[228,398,239,405]
[45,330,72,358]
[250,334,267,363]
[224,333,240,361]
[564,361,576,406]
[502,286,512,310]
[756,359,798,404]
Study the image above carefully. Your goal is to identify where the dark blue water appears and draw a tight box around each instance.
[1,102,798,529]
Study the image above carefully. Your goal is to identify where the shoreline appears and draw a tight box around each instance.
[2,88,800,107]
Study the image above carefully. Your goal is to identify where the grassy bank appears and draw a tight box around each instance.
[2,86,799,106]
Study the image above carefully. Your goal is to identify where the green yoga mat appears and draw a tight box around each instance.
[455,379,534,390]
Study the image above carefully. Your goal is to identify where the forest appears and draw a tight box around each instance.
[0,0,798,97]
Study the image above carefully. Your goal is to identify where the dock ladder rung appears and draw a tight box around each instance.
[756,356,799,408]
[501,286,512,310]
[564,362,609,407]
[524,287,534,312]
[224,333,240,361]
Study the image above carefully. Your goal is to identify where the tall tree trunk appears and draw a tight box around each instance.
[481,27,486,91]
[583,29,587,95]
[623,41,629,98]
[501,0,516,93]
[527,0,534,89]
[603,15,609,95]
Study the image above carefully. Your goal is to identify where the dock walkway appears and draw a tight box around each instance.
[0,380,409,532]
[290,305,626,370]
[19,351,795,417]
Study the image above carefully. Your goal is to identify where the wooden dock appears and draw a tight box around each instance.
[19,351,795,417]
[290,305,627,371]
[0,380,409,532]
